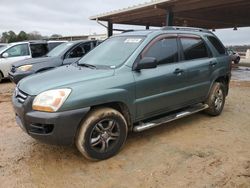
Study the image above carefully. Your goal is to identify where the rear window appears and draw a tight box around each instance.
[180,37,209,60]
[207,36,226,55]
[30,44,48,58]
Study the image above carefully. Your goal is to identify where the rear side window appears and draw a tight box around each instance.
[144,37,178,65]
[30,44,48,58]
[207,36,226,55]
[180,37,209,60]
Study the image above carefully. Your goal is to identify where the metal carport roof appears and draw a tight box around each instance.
[90,0,250,29]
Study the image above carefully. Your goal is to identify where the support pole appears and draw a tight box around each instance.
[166,9,174,26]
[108,21,113,37]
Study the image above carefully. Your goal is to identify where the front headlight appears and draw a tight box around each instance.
[32,89,71,112]
[17,65,33,72]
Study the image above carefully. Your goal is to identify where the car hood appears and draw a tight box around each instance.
[13,56,59,67]
[18,65,115,95]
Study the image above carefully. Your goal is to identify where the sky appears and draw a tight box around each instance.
[0,0,250,45]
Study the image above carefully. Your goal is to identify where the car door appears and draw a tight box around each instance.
[178,34,214,103]
[63,42,92,65]
[0,43,31,77]
[133,34,190,120]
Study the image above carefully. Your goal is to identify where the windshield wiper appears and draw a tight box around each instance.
[77,62,96,69]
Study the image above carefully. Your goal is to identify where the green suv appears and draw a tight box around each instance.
[12,27,231,160]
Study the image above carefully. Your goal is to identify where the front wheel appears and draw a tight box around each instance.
[204,82,226,116]
[76,108,128,160]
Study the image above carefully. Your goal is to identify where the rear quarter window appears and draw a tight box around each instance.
[207,36,226,55]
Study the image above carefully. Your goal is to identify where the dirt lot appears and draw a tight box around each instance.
[1,70,250,188]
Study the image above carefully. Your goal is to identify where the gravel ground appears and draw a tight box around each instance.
[0,74,250,188]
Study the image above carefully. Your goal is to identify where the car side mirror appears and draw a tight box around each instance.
[135,57,157,71]
[2,52,9,58]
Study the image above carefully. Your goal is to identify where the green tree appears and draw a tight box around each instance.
[27,31,43,40]
[1,31,17,43]
[50,34,62,39]
[17,31,28,41]
[1,32,9,43]
[7,31,17,43]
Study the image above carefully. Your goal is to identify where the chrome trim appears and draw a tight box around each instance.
[18,91,27,99]
[15,87,28,103]
[133,104,209,132]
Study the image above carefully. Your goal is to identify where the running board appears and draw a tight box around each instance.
[133,103,209,132]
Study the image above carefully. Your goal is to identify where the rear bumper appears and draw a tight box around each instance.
[8,71,33,84]
[12,93,90,145]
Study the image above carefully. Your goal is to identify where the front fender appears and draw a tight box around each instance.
[61,88,134,114]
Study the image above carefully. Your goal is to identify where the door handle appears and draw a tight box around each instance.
[173,68,184,75]
[210,61,218,67]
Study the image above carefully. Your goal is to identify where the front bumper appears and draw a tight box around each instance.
[12,92,90,145]
[8,71,33,84]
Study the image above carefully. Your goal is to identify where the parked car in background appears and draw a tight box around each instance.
[47,40,67,51]
[12,27,231,160]
[227,49,240,64]
[9,40,100,84]
[0,43,7,49]
[0,40,66,82]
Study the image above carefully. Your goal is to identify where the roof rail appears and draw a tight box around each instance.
[122,29,135,33]
[161,26,211,33]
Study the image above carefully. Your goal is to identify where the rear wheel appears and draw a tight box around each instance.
[76,107,128,160]
[234,57,240,64]
[204,82,226,116]
[0,72,3,83]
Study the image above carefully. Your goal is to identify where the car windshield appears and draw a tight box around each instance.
[78,36,145,68]
[47,42,74,57]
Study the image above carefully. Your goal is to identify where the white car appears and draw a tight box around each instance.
[0,40,66,82]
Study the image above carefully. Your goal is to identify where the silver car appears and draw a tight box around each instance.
[0,41,66,82]
[227,49,240,64]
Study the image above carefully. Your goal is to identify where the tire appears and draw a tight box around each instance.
[0,72,2,83]
[204,82,226,116]
[76,107,128,160]
[234,57,240,64]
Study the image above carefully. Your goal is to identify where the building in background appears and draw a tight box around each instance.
[49,33,107,41]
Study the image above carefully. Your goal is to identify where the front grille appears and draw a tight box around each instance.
[15,88,28,103]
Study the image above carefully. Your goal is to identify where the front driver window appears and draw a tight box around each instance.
[5,44,30,57]
[144,37,178,65]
